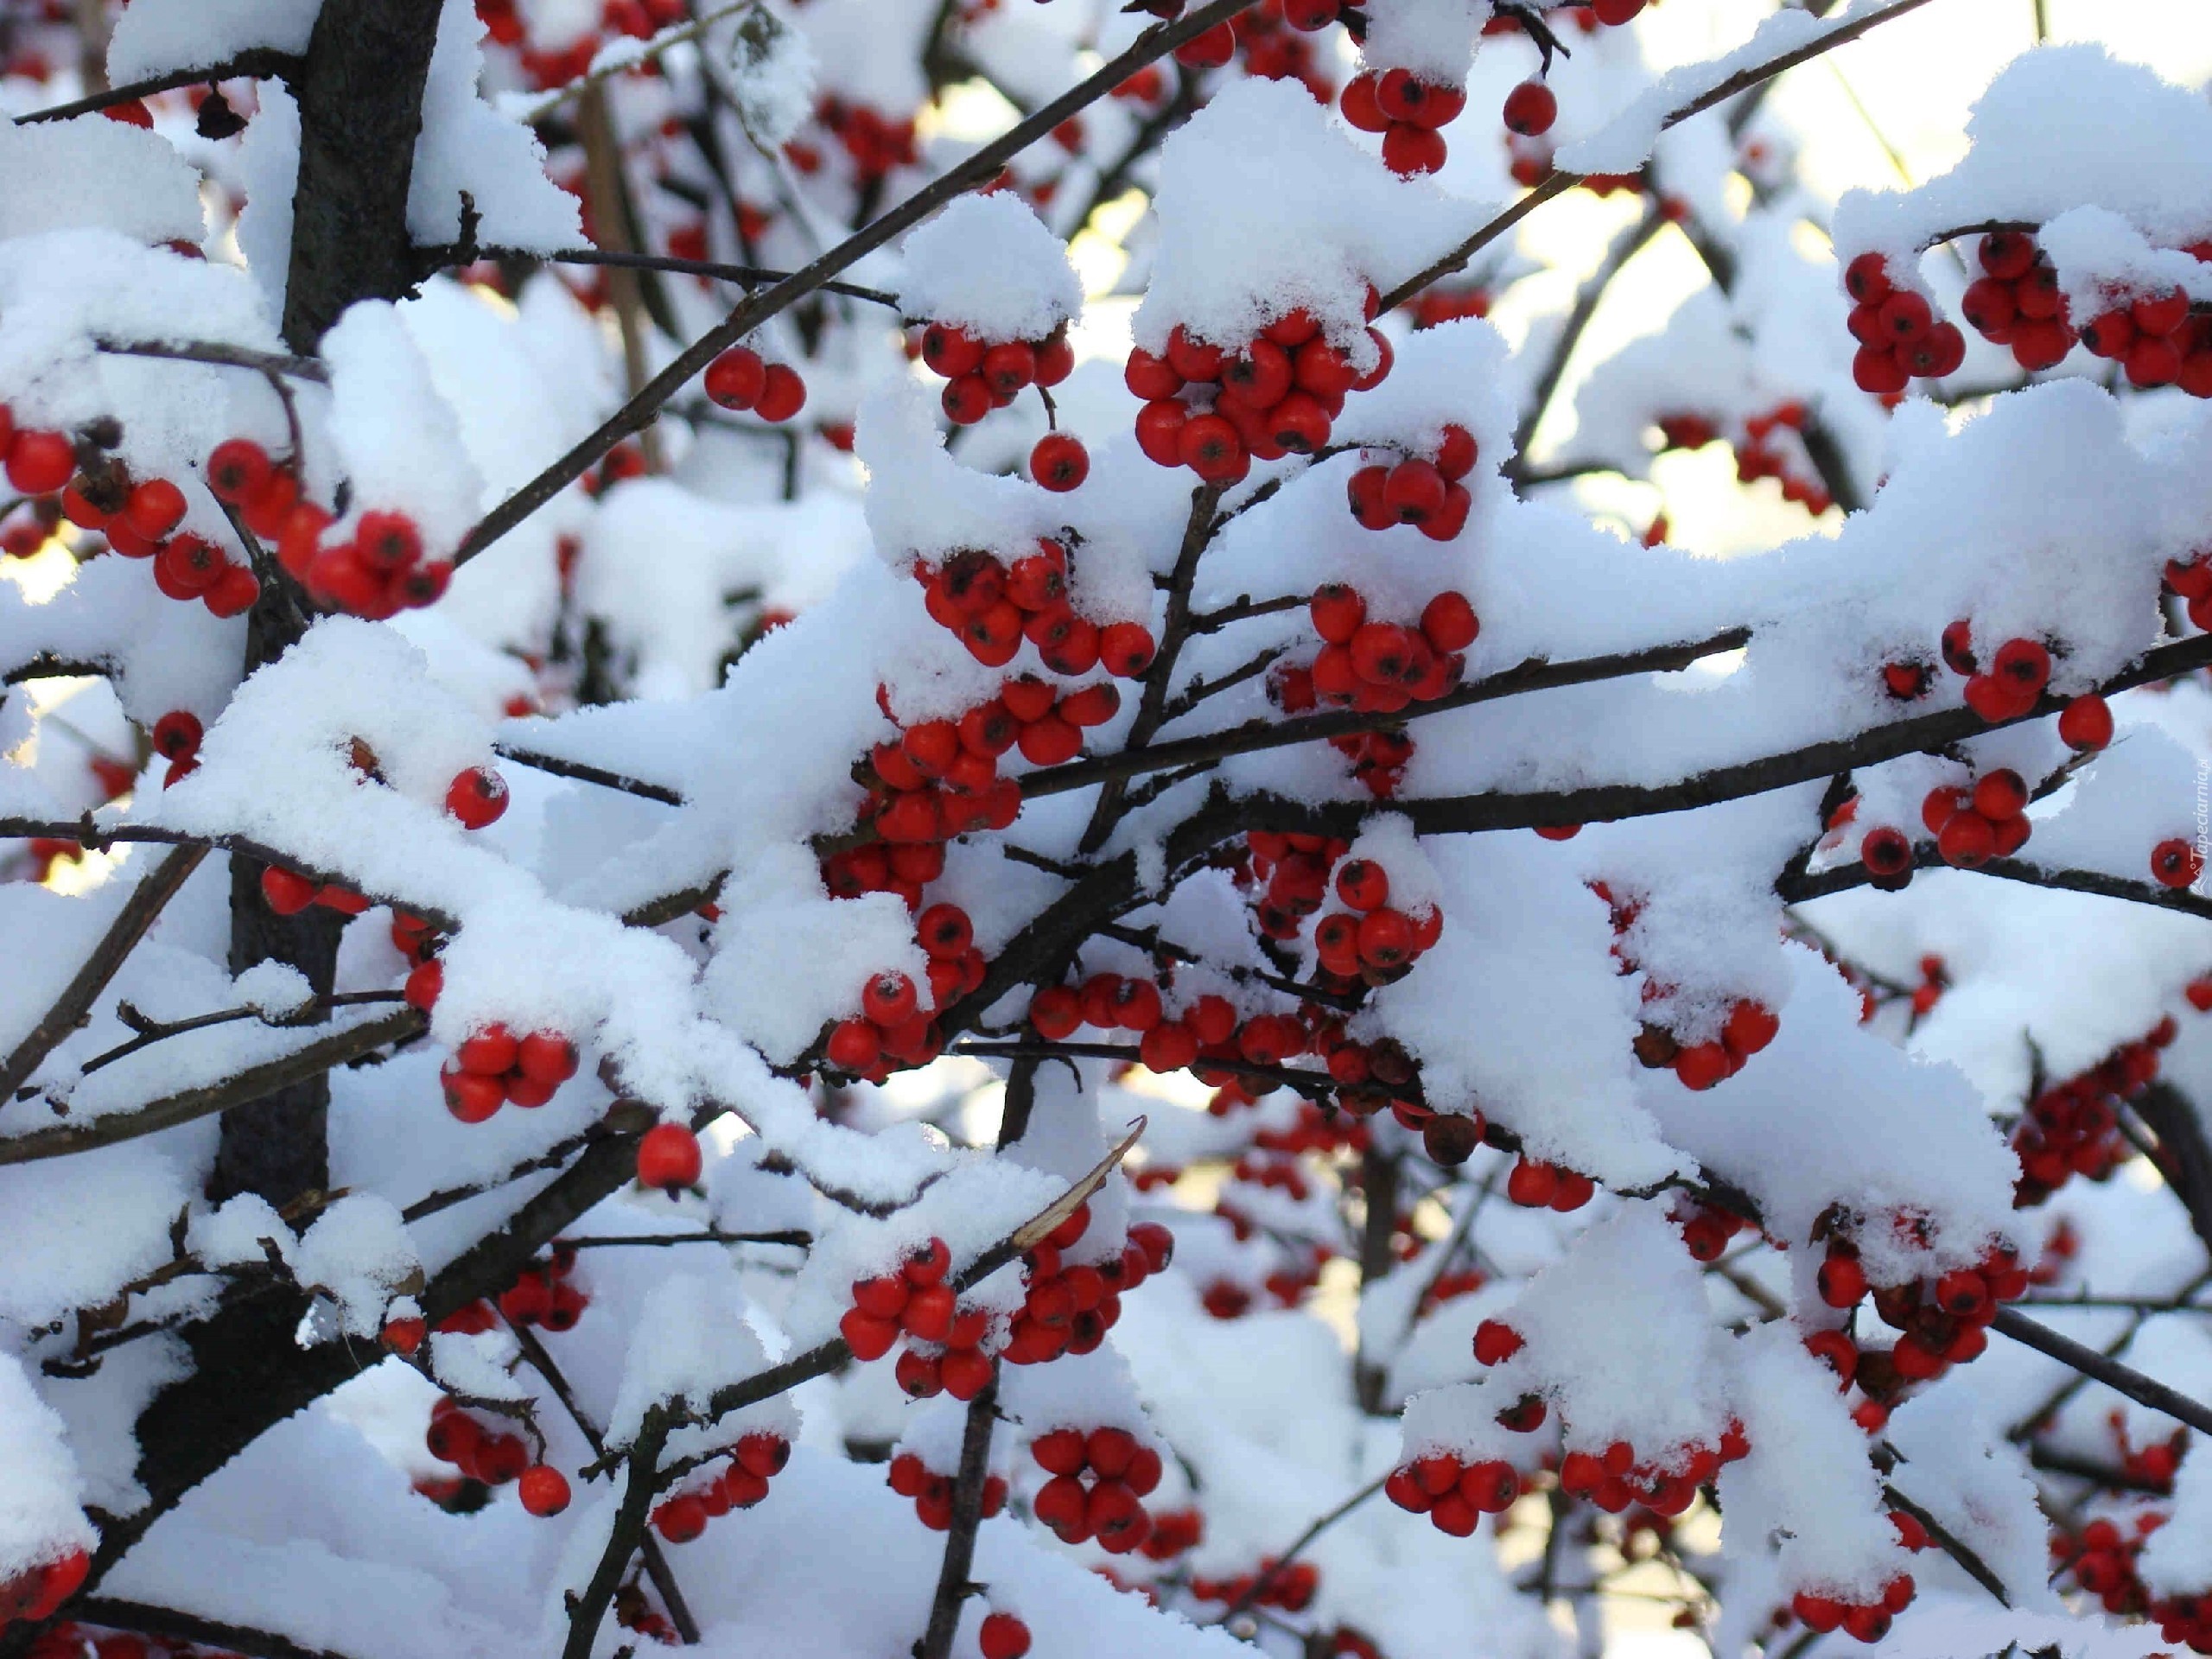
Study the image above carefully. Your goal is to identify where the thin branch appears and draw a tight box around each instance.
[1081,482,1223,851]
[510,0,760,123]
[1989,1306,2212,1438]
[563,1407,675,1659]
[452,0,1258,567]
[95,339,330,384]
[1782,845,2212,923]
[509,1321,701,1644]
[449,245,904,311]
[1512,201,1665,467]
[0,1007,424,1166]
[70,1600,347,1659]
[1376,0,1940,316]
[495,743,684,805]
[2025,1445,2175,1496]
[913,1377,1001,1659]
[0,845,207,1103]
[1020,626,1752,802]
[558,1229,810,1249]
[1213,1473,1389,1626]
[1878,1483,2009,1606]
[75,989,406,1077]
[13,49,302,124]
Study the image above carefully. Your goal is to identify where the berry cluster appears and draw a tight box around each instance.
[1840,254,1967,393]
[652,1432,793,1541]
[1672,1199,1751,1263]
[1309,856,1443,988]
[1811,1232,2030,1392]
[911,541,1156,678]
[811,96,920,183]
[1188,1557,1319,1612]
[479,0,688,87]
[1556,1430,1745,1519]
[1340,67,1467,177]
[498,1247,591,1332]
[703,344,810,424]
[1220,1,1338,103]
[1030,1422,1166,1554]
[1963,230,2212,393]
[2012,1020,2175,1203]
[1605,887,1781,1088]
[886,1448,1009,1532]
[439,1024,582,1122]
[841,1236,1001,1397]
[1919,767,2031,870]
[1,410,265,616]
[1933,618,2052,723]
[1382,1448,1522,1535]
[2051,1515,2170,1627]
[916,315,1072,431]
[424,1395,540,1491]
[1002,1213,1173,1367]
[1788,1574,1917,1646]
[858,690,1066,850]
[280,501,451,620]
[1656,403,1834,518]
[822,906,987,1081]
[1128,308,1389,485]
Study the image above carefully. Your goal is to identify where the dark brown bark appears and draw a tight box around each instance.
[279,0,444,352]
[215,0,442,1207]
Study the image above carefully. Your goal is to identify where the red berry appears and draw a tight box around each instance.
[637,1122,702,1192]
[2057,693,2112,751]
[5,429,74,496]
[704,346,766,410]
[1031,432,1089,492]
[446,766,508,829]
[2152,838,2202,890]
[754,364,807,423]
[518,1465,571,1516]
[1420,591,1478,653]
[979,1611,1032,1659]
[1502,79,1557,137]
[207,439,274,504]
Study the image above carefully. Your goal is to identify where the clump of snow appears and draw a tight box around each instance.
[293,1196,420,1340]
[0,1352,93,1582]
[702,845,926,1064]
[898,194,1082,344]
[1136,78,1473,355]
[0,119,206,248]
[409,0,584,252]
[107,0,325,83]
[1719,1323,1906,1601]
[321,302,486,554]
[716,2,820,149]
[233,961,316,1020]
[188,1194,295,1271]
[1833,47,2212,270]
[606,1272,799,1455]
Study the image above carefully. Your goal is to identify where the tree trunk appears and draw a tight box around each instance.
[213,0,442,1207]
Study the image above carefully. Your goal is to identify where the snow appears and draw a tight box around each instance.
[233,959,315,1018]
[1834,48,2212,270]
[409,0,584,253]
[107,0,325,85]
[897,192,1083,343]
[0,1351,92,1582]
[321,301,487,552]
[294,1195,421,1339]
[0,118,207,248]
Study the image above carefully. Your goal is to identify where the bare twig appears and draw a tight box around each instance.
[1990,1306,2212,1438]
[14,49,303,124]
[0,845,207,1103]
